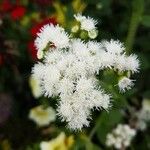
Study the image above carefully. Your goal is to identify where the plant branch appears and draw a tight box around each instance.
[125,0,144,54]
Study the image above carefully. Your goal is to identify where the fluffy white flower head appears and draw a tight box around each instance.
[102,39,125,54]
[74,14,97,31]
[35,24,69,59]
[118,77,134,92]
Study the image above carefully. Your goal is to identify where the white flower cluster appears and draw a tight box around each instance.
[106,124,136,149]
[136,99,150,130]
[32,14,139,130]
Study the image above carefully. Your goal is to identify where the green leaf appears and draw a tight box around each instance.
[141,15,150,27]
[96,109,123,144]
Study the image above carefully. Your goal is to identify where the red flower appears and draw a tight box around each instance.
[0,0,13,12]
[11,6,26,20]
[28,41,37,60]
[30,18,57,37]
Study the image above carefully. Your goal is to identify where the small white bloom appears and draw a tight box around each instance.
[114,54,127,72]
[106,124,136,149]
[125,54,140,73]
[29,105,56,127]
[32,63,46,80]
[74,14,97,32]
[102,39,125,54]
[118,77,134,92]
[35,24,70,59]
[81,17,97,31]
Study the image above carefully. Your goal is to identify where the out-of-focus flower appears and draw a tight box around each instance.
[11,6,26,20]
[40,132,74,150]
[29,75,42,98]
[96,3,103,10]
[53,1,66,25]
[0,139,11,150]
[20,16,30,26]
[106,124,136,149]
[0,0,13,12]
[118,77,134,92]
[72,0,87,13]
[136,99,150,130]
[29,105,56,127]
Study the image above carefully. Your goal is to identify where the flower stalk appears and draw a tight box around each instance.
[125,0,144,54]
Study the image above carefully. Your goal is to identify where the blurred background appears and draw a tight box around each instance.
[0,0,150,150]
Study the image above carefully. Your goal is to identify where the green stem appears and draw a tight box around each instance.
[125,0,144,54]
[89,115,101,140]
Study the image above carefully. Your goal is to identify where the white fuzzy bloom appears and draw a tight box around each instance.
[74,14,97,32]
[118,77,134,92]
[29,105,56,127]
[35,24,69,59]
[106,124,136,149]
[31,14,140,130]
[32,63,46,80]
[81,18,97,31]
[102,39,125,54]
[125,54,140,73]
[41,65,61,97]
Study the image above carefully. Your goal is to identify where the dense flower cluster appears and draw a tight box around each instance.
[106,124,136,149]
[32,14,140,130]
